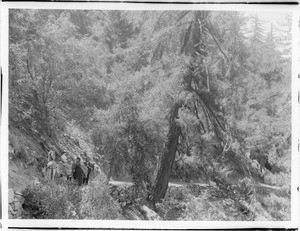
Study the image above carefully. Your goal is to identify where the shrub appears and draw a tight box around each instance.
[179,181,257,221]
[23,177,125,220]
[177,178,258,221]
[156,186,189,220]
[80,178,124,219]
[22,180,82,219]
[262,193,291,220]
[22,184,47,218]
[264,172,291,188]
[171,161,201,182]
[180,196,228,221]
[247,198,274,221]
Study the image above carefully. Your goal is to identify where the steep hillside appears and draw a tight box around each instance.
[9,123,102,192]
[9,125,45,191]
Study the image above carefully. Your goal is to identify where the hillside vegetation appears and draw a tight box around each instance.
[9,9,292,220]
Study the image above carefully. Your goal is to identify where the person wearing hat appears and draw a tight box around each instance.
[60,151,72,181]
[44,149,58,180]
[72,157,85,186]
[82,152,94,185]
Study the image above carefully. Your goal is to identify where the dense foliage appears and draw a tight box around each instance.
[22,177,123,219]
[9,9,292,220]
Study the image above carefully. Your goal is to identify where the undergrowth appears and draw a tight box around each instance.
[22,177,123,219]
[156,177,290,221]
[22,177,291,221]
[80,178,124,219]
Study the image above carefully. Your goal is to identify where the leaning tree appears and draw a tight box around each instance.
[149,11,231,205]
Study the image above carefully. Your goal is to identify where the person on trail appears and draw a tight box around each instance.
[82,152,94,185]
[44,157,58,181]
[43,149,58,180]
[72,157,85,186]
[47,149,56,162]
[72,157,81,178]
[60,152,72,181]
[83,152,89,166]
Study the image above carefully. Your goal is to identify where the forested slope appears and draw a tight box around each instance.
[8,9,292,220]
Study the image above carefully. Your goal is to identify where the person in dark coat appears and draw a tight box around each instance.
[72,157,85,186]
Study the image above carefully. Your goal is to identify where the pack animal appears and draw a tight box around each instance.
[43,160,62,181]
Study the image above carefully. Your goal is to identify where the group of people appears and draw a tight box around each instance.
[43,149,94,186]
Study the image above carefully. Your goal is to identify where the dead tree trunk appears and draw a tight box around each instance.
[150,102,182,205]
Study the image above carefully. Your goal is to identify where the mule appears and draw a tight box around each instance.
[43,160,60,181]
[43,160,73,181]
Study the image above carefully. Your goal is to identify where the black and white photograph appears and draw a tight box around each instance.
[1,1,299,229]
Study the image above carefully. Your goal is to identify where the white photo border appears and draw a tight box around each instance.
[1,1,299,229]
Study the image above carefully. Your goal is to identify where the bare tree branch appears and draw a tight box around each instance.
[205,26,230,63]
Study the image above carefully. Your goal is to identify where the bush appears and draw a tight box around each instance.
[157,178,258,221]
[247,192,290,221]
[264,172,291,188]
[171,161,201,182]
[22,177,124,220]
[180,196,228,221]
[247,199,274,221]
[156,186,189,220]
[22,180,82,219]
[262,193,291,220]
[179,180,256,221]
[80,178,124,219]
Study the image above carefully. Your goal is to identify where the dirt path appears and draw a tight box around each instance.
[109,179,209,187]
[108,179,288,193]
